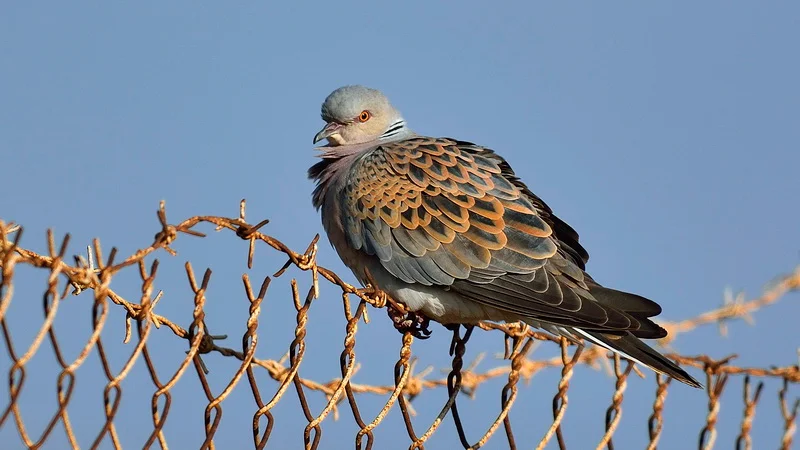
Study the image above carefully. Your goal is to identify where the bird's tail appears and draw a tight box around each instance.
[573,328,702,388]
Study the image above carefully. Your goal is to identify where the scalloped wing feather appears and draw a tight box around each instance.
[339,137,661,335]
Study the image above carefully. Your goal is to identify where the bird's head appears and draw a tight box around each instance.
[313,85,411,146]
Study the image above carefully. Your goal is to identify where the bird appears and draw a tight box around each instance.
[308,85,700,388]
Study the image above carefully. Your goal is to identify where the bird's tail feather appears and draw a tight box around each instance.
[573,328,702,388]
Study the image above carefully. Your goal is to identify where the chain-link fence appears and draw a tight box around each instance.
[1,201,798,449]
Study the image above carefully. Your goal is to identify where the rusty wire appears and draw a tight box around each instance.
[0,200,798,449]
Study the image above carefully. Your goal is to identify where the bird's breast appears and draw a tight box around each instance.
[320,183,368,279]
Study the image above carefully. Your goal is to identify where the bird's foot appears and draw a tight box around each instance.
[388,306,432,340]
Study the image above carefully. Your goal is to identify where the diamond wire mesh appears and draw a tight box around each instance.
[0,200,798,449]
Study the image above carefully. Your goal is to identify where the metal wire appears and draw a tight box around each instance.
[0,201,798,449]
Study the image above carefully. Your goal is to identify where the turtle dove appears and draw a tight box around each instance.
[308,85,700,388]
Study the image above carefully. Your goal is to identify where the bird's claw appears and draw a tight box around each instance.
[388,306,432,339]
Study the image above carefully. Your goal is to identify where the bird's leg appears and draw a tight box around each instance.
[386,303,432,339]
[357,268,432,338]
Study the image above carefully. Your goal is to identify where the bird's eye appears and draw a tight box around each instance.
[358,111,371,122]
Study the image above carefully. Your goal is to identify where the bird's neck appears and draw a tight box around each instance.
[378,119,415,143]
[309,144,371,210]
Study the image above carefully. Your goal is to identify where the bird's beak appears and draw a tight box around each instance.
[313,122,343,144]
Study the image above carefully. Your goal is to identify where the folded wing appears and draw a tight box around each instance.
[340,137,666,338]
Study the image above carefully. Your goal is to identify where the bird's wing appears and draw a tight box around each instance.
[341,137,664,336]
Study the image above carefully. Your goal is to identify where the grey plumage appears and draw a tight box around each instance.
[308,85,701,388]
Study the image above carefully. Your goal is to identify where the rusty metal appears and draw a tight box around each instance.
[0,203,798,449]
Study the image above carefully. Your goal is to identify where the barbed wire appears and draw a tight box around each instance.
[0,200,797,449]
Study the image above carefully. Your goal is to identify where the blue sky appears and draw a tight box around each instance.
[1,2,798,449]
